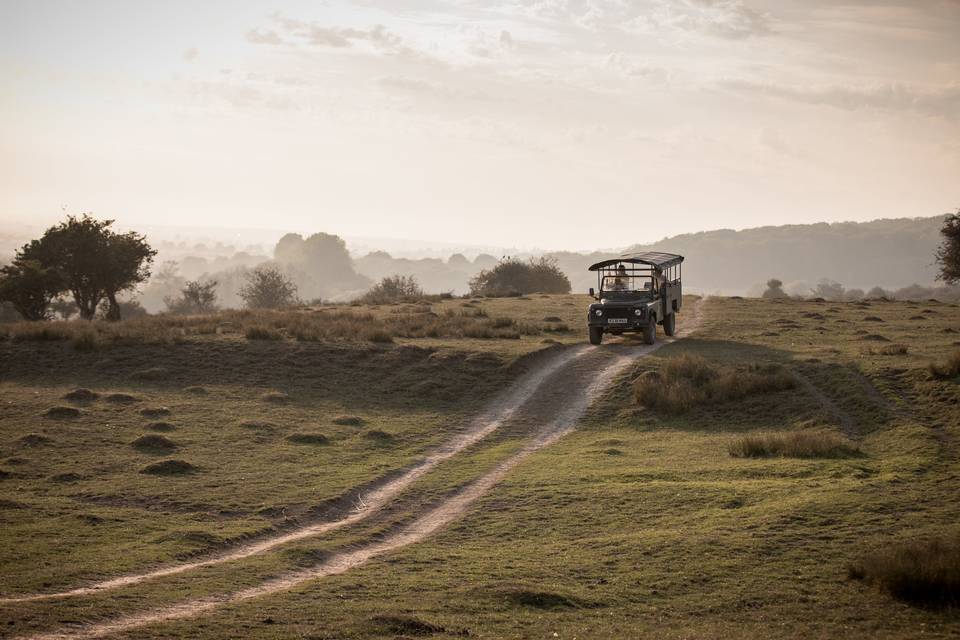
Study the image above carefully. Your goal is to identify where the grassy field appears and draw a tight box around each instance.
[1,295,958,638]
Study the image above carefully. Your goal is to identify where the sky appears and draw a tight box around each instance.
[1,0,958,251]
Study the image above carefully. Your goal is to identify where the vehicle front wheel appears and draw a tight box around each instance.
[663,312,676,336]
[642,317,656,345]
[589,326,603,345]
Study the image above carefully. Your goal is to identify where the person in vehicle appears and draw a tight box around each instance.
[611,264,630,291]
[652,267,664,293]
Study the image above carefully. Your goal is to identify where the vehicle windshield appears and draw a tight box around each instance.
[600,275,655,298]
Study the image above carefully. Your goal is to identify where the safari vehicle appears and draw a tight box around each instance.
[586,252,684,345]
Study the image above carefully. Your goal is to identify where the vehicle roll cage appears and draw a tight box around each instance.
[587,252,683,295]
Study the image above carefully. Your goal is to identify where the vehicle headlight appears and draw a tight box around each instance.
[634,308,643,316]
[594,309,603,317]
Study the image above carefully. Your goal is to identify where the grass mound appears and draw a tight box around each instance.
[369,614,448,636]
[239,420,277,431]
[49,472,83,483]
[633,354,795,415]
[364,429,396,443]
[848,533,960,608]
[261,391,290,403]
[63,388,99,402]
[495,585,591,609]
[139,407,171,417]
[131,434,178,453]
[333,414,365,426]
[44,406,81,419]
[929,350,960,380]
[18,433,52,447]
[146,422,176,432]
[286,432,330,445]
[183,386,208,395]
[140,459,195,476]
[103,393,139,404]
[728,430,859,458]
[861,334,890,342]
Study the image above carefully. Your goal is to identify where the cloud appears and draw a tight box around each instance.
[246,29,284,45]
[723,79,960,118]
[263,15,414,55]
[182,47,198,62]
[497,0,771,39]
[629,0,771,40]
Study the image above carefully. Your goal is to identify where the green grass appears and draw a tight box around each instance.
[1,296,959,639]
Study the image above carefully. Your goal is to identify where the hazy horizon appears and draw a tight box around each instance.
[2,0,958,251]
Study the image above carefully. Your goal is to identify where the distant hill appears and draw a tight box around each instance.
[549,216,948,296]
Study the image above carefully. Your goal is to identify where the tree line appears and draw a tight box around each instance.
[0,215,576,321]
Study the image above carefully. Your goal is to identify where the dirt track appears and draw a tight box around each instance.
[15,299,705,640]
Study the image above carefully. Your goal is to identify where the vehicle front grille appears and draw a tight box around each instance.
[602,308,632,320]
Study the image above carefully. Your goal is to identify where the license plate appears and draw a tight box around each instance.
[608,318,628,324]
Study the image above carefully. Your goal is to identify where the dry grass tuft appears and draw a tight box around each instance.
[239,420,277,431]
[261,391,290,403]
[929,350,960,380]
[728,430,859,458]
[183,386,208,395]
[140,459,195,475]
[848,533,960,608]
[44,406,81,419]
[333,415,365,426]
[245,325,283,341]
[130,367,170,381]
[63,388,99,402]
[864,344,909,356]
[633,354,795,414]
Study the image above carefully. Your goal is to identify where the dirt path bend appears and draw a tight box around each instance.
[20,298,705,640]
[1,344,591,605]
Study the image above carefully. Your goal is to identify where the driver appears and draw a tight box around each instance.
[612,264,629,291]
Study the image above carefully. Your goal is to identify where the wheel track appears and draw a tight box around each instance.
[15,299,705,640]
[1,344,588,605]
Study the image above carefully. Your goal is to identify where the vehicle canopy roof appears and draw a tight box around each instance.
[588,251,684,271]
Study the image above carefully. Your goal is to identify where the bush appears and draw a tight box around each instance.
[633,354,795,414]
[359,275,424,304]
[165,280,219,315]
[728,430,859,458]
[469,257,571,296]
[929,350,960,380]
[761,278,788,299]
[848,533,960,608]
[238,266,299,309]
[0,260,63,320]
